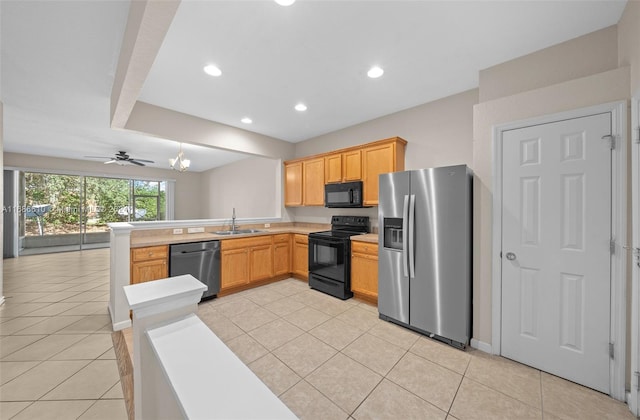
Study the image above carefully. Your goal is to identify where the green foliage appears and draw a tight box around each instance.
[24,173,166,232]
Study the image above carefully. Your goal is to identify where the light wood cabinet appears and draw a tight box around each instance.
[221,247,250,289]
[292,234,309,280]
[362,138,406,206]
[351,241,378,303]
[284,161,303,206]
[284,137,405,208]
[250,243,273,282]
[221,236,273,292]
[343,150,362,181]
[273,234,291,276]
[130,245,168,284]
[303,157,325,206]
[324,153,343,184]
[325,150,362,184]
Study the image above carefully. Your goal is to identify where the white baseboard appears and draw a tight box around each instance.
[108,303,131,331]
[470,338,493,354]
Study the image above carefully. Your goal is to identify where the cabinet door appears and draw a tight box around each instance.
[362,143,395,206]
[351,252,378,300]
[273,240,291,276]
[284,161,303,206]
[221,248,250,290]
[303,157,325,206]
[343,150,362,181]
[131,259,167,284]
[250,244,273,282]
[324,153,343,184]
[351,242,378,301]
[292,235,309,279]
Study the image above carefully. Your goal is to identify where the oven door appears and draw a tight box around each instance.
[308,236,347,283]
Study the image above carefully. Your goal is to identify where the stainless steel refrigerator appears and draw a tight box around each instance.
[378,165,472,349]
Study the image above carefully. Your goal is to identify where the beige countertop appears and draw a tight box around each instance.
[351,233,378,244]
[130,224,328,248]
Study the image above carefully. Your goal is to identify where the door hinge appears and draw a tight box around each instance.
[610,239,616,255]
[602,135,615,150]
[635,127,640,144]
[609,342,614,359]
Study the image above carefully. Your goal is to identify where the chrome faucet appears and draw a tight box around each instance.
[231,207,236,231]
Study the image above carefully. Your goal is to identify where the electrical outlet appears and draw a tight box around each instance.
[187,227,205,234]
[173,228,184,235]
[264,223,271,228]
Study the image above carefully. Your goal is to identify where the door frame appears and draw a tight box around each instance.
[491,101,627,401]
[630,93,640,415]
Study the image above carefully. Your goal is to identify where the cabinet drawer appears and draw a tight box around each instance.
[221,236,272,251]
[351,241,378,256]
[272,234,291,244]
[131,245,168,262]
[294,234,308,245]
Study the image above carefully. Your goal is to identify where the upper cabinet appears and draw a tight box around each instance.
[303,157,325,206]
[325,150,362,184]
[284,137,406,207]
[362,138,406,206]
[284,161,303,206]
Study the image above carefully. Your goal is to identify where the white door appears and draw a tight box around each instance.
[501,112,612,393]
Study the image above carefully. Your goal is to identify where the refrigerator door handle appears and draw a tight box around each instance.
[402,194,410,277]
[408,194,416,278]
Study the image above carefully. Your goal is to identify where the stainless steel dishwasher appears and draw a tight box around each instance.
[169,241,220,301]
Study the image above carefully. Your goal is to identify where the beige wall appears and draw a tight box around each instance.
[200,156,281,220]
[291,89,478,226]
[479,26,619,102]
[618,0,640,95]
[3,152,203,220]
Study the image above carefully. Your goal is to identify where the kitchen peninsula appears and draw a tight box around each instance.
[108,220,330,331]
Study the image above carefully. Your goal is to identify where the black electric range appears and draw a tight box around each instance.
[308,216,369,299]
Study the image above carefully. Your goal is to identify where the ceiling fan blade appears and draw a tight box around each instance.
[131,158,154,163]
[129,160,145,166]
[85,156,114,159]
[104,159,117,165]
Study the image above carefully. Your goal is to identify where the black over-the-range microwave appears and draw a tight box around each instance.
[324,181,367,208]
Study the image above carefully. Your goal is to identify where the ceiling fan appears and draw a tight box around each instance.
[85,151,154,166]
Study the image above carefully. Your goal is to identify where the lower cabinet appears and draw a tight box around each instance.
[273,234,291,276]
[130,245,168,284]
[220,236,274,292]
[351,241,378,303]
[292,234,309,280]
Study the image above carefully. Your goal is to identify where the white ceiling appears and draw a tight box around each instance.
[1,0,628,172]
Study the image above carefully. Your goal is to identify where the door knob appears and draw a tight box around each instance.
[505,252,516,261]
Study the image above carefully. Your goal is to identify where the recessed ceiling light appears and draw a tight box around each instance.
[241,117,252,124]
[295,103,307,112]
[203,64,222,77]
[275,0,296,6]
[367,66,384,79]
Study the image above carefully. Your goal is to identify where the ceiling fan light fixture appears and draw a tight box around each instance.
[203,64,222,77]
[170,144,191,172]
[275,0,296,6]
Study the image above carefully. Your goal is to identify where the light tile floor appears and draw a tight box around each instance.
[1,249,636,420]
[200,282,636,420]
[0,249,127,420]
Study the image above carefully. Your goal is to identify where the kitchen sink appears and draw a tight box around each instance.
[213,229,263,235]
